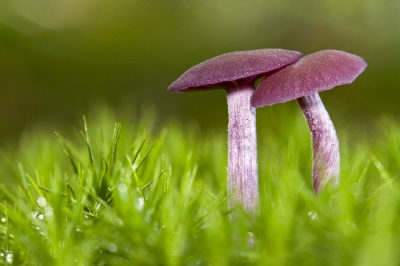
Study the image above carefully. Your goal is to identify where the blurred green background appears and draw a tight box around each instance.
[0,0,399,143]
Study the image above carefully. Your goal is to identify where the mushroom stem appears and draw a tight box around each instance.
[297,93,340,193]
[226,82,259,213]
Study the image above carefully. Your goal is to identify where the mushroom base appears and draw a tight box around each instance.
[226,83,259,213]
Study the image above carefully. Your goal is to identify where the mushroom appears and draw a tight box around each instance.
[168,49,302,212]
[251,50,367,193]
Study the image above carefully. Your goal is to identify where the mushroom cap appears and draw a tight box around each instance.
[168,49,303,92]
[251,50,367,107]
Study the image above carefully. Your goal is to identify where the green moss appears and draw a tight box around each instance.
[0,106,399,265]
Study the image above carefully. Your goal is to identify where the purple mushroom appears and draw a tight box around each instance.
[168,49,302,212]
[251,50,367,193]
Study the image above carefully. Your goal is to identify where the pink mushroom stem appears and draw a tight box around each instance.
[297,93,340,193]
[226,81,258,213]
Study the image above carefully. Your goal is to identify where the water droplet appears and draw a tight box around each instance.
[118,183,127,193]
[308,210,319,220]
[31,211,38,219]
[5,252,13,264]
[44,206,54,217]
[107,243,118,253]
[37,197,47,207]
[115,218,124,226]
[201,224,208,229]
[135,197,144,211]
[146,234,157,246]
[1,218,6,223]
[38,214,45,220]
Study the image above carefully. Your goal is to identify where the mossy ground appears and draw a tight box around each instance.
[0,105,399,265]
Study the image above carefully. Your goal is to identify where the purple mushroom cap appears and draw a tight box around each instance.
[168,49,303,92]
[251,50,367,107]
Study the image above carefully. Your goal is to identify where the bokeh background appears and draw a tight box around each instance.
[0,0,399,143]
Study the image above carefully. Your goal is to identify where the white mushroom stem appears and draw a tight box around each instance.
[297,92,340,193]
[226,82,259,213]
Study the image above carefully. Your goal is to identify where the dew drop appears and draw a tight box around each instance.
[44,206,54,217]
[107,243,118,253]
[115,218,124,226]
[146,234,157,246]
[118,183,127,193]
[135,197,144,211]
[5,252,13,264]
[308,210,319,220]
[37,197,47,207]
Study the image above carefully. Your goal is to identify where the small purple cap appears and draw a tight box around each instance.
[251,50,367,107]
[168,49,303,92]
